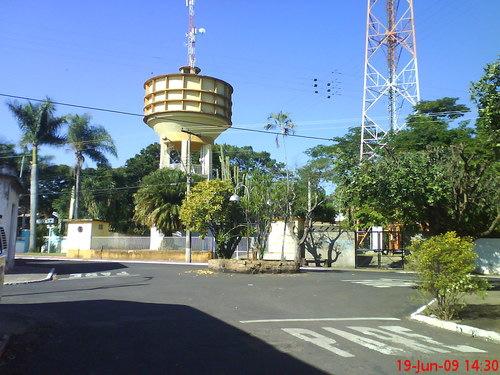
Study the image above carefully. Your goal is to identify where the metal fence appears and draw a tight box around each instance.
[91,236,150,250]
[41,234,254,256]
[160,236,254,259]
[160,236,214,251]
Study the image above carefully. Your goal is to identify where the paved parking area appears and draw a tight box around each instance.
[1,260,498,374]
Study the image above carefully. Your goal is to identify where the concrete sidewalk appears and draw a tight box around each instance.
[4,266,55,285]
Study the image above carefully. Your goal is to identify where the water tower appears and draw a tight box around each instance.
[143,0,233,178]
[143,0,233,250]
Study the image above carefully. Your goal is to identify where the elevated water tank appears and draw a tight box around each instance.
[143,66,233,176]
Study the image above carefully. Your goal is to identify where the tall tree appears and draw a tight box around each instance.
[7,99,66,251]
[470,58,500,234]
[66,114,117,219]
[265,111,296,260]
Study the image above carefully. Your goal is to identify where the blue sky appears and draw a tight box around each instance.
[0,0,498,169]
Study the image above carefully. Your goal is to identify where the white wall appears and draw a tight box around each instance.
[0,175,20,271]
[475,238,500,275]
[63,222,92,251]
[306,230,356,268]
[264,220,299,260]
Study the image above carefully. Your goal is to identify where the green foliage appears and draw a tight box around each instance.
[66,113,117,219]
[7,99,66,148]
[240,172,285,257]
[307,93,498,237]
[386,97,472,153]
[180,179,245,259]
[67,114,117,166]
[133,169,188,236]
[0,142,20,170]
[213,144,285,176]
[470,58,500,158]
[265,111,296,146]
[306,127,360,187]
[338,146,496,236]
[408,232,489,320]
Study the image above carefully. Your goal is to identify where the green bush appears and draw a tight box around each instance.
[180,179,245,259]
[408,231,489,320]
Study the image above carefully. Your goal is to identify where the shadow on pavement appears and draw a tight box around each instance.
[0,300,326,374]
[14,259,128,275]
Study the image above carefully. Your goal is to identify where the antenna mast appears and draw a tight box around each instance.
[186,0,197,68]
[360,0,420,160]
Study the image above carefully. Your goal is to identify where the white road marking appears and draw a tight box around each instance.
[240,317,400,324]
[380,326,486,353]
[281,325,487,357]
[59,271,139,281]
[349,326,452,354]
[341,278,415,288]
[322,327,404,355]
[282,328,354,357]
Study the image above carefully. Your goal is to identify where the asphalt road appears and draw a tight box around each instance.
[0,259,498,375]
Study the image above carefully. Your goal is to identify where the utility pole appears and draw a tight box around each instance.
[360,0,420,160]
[185,133,192,263]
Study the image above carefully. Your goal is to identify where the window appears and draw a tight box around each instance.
[0,227,7,254]
[77,226,83,233]
[98,224,103,230]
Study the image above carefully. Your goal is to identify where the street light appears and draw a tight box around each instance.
[229,193,240,202]
[229,182,251,259]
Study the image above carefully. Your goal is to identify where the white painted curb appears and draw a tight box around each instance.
[410,298,500,343]
[4,268,55,285]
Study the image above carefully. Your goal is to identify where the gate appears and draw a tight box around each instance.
[355,228,408,269]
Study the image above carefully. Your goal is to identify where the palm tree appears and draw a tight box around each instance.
[265,111,296,260]
[265,111,296,148]
[7,99,67,251]
[134,168,188,236]
[66,114,117,219]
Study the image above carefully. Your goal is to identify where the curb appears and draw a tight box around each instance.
[410,299,500,343]
[0,334,10,360]
[300,266,415,274]
[4,268,55,285]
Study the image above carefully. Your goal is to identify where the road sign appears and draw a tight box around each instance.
[36,218,55,225]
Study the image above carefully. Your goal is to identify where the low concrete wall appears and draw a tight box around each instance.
[66,249,212,263]
[208,259,300,274]
[475,238,499,275]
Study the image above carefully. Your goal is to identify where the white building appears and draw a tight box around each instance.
[0,165,22,271]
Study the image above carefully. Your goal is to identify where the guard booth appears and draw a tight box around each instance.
[355,225,407,269]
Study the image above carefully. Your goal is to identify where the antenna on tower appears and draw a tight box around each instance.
[186,0,206,68]
[360,0,420,160]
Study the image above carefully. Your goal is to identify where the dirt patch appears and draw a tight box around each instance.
[457,304,500,332]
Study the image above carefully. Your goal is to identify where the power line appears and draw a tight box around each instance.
[2,93,474,145]
[0,93,335,142]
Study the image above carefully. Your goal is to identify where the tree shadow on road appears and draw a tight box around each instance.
[0,300,327,374]
[15,259,128,275]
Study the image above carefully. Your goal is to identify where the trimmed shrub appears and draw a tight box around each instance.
[409,231,489,320]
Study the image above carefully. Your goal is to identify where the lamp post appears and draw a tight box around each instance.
[229,182,251,259]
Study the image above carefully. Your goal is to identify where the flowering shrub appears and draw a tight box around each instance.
[409,232,489,320]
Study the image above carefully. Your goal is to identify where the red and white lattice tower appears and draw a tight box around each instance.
[360,0,420,160]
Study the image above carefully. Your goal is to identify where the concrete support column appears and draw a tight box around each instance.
[201,144,213,179]
[159,139,171,169]
[180,140,190,173]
